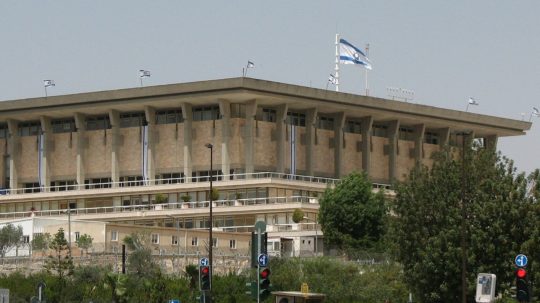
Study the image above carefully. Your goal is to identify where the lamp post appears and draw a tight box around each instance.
[205,143,214,295]
[303,216,318,256]
[65,207,73,258]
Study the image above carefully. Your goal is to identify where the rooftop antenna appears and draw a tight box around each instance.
[243,61,255,77]
[43,80,55,97]
[139,70,151,87]
[529,107,540,121]
[386,87,414,102]
[466,97,479,112]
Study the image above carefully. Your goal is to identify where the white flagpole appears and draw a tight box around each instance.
[335,34,340,92]
[365,43,370,96]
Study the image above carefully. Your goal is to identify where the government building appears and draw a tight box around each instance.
[0,77,531,258]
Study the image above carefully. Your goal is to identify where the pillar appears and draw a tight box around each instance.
[6,119,19,191]
[413,124,425,165]
[108,110,120,187]
[334,112,346,178]
[74,113,86,189]
[39,116,52,191]
[360,116,373,176]
[387,120,400,183]
[181,103,193,182]
[244,100,258,175]
[276,104,288,174]
[144,106,156,185]
[305,108,317,176]
[218,100,231,177]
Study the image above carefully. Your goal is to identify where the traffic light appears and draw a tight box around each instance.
[259,267,271,300]
[200,266,210,291]
[516,267,529,302]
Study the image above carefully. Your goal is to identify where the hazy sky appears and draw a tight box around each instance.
[1,1,538,173]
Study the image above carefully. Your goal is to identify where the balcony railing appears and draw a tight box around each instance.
[0,172,347,196]
[0,196,318,220]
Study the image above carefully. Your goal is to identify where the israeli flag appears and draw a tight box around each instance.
[339,39,372,70]
[139,70,151,78]
[43,80,55,87]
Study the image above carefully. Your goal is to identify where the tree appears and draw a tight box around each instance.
[292,208,304,223]
[0,223,23,257]
[318,171,387,255]
[32,233,51,252]
[391,146,534,302]
[123,232,159,278]
[76,233,93,256]
[45,228,74,279]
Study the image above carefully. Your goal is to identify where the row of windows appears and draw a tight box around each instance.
[110,230,236,248]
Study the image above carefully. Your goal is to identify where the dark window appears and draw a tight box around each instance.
[230,104,246,118]
[287,112,306,126]
[85,178,112,189]
[0,124,8,138]
[399,127,414,141]
[192,105,220,121]
[424,131,439,145]
[372,124,388,137]
[317,116,334,130]
[52,118,76,133]
[260,108,277,122]
[50,180,76,191]
[120,112,145,128]
[119,176,144,187]
[156,109,183,124]
[24,182,41,193]
[345,120,361,134]
[86,115,111,131]
[18,121,41,136]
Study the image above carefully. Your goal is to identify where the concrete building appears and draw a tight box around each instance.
[0,77,531,257]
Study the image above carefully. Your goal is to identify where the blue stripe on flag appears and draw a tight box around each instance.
[339,39,368,57]
[340,55,369,66]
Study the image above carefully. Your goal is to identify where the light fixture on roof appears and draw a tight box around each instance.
[386,87,415,102]
[139,70,151,87]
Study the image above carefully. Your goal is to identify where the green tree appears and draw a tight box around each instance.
[44,228,74,303]
[391,146,534,302]
[292,208,304,223]
[123,232,159,278]
[0,223,23,257]
[318,172,387,255]
[76,233,93,256]
[32,232,51,252]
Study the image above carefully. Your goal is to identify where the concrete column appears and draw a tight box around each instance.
[244,100,258,175]
[360,116,373,176]
[305,108,317,176]
[387,120,400,183]
[181,103,193,182]
[6,120,19,191]
[74,113,86,189]
[334,112,346,178]
[39,116,52,191]
[108,110,120,187]
[485,135,498,150]
[144,106,156,185]
[218,100,231,176]
[438,127,451,147]
[413,124,425,164]
[276,104,288,173]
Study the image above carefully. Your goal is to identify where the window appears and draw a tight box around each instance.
[18,121,41,136]
[151,234,160,244]
[24,183,41,193]
[160,173,183,184]
[317,116,334,130]
[191,237,198,246]
[50,180,76,191]
[192,105,220,121]
[345,120,361,134]
[120,112,145,128]
[22,235,30,244]
[229,239,236,249]
[172,235,179,246]
[85,178,112,189]
[0,124,8,138]
[287,111,306,126]
[230,103,246,118]
[399,126,414,141]
[424,131,439,145]
[260,108,276,122]
[212,237,218,248]
[156,109,183,124]
[75,232,80,241]
[119,176,143,187]
[372,124,388,137]
[111,231,118,242]
[86,115,110,131]
[51,118,76,133]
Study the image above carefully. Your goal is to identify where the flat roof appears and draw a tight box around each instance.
[0,77,531,137]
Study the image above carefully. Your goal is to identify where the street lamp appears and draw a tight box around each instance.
[64,207,73,258]
[303,216,318,256]
[205,143,214,295]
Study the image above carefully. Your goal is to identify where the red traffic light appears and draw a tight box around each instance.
[201,266,209,276]
[260,268,270,279]
[516,268,527,279]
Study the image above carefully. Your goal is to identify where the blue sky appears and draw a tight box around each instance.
[1,1,538,172]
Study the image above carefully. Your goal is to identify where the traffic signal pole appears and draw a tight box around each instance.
[257,226,262,303]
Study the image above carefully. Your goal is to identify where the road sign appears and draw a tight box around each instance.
[200,257,209,267]
[515,254,528,267]
[258,253,269,267]
[168,300,180,303]
[255,221,266,233]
